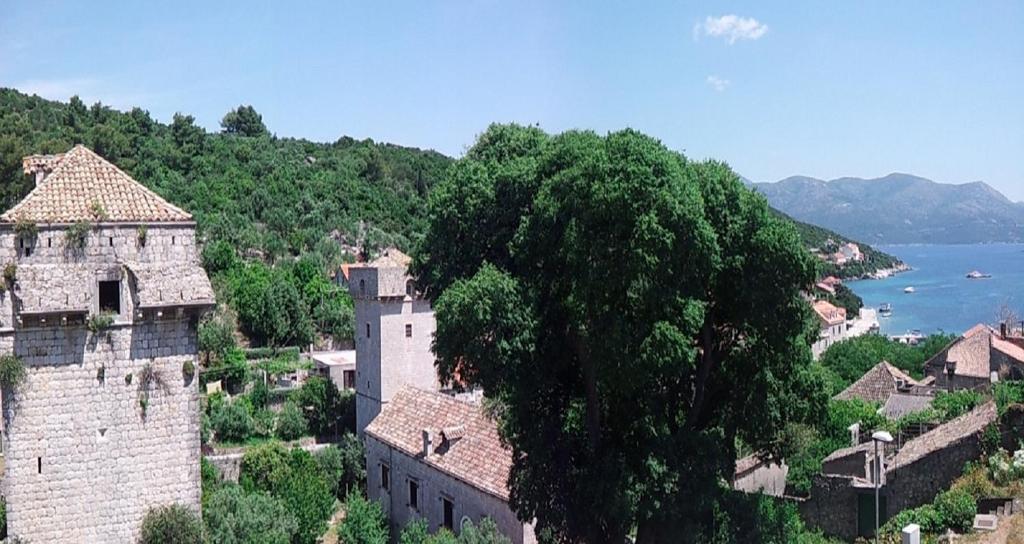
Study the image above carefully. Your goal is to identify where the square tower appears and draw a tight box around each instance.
[0,146,215,542]
[348,248,439,434]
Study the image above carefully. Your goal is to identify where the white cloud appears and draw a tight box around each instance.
[706,75,730,92]
[695,15,768,44]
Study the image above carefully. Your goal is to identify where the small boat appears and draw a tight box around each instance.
[966,270,992,279]
[879,303,892,317]
[903,286,915,294]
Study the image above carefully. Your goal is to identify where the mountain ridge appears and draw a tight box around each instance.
[749,173,1024,244]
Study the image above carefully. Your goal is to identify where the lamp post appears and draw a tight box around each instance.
[872,430,894,544]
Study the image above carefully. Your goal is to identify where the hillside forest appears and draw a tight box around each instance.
[0,88,897,349]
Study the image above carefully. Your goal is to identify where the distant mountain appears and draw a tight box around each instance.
[749,173,1024,244]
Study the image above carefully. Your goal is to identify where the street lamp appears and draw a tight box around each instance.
[872,430,894,544]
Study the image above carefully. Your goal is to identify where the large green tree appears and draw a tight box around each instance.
[413,124,826,543]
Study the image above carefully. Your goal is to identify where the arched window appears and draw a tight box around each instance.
[359,279,366,296]
[406,280,415,297]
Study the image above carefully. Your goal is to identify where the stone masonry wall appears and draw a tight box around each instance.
[365,435,535,544]
[799,474,862,541]
[886,434,983,515]
[0,222,205,543]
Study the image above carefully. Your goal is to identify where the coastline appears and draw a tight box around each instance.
[862,261,912,280]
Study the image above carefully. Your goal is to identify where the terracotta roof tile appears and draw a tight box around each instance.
[813,300,846,326]
[365,386,512,500]
[834,361,919,403]
[2,145,192,224]
[893,401,996,467]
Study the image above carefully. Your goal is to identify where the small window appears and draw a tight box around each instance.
[405,323,412,338]
[37,457,42,474]
[24,246,32,257]
[406,279,415,297]
[108,237,113,247]
[343,370,355,389]
[360,279,366,296]
[99,280,121,314]
[380,464,390,490]
[366,323,371,339]
[171,236,176,245]
[408,480,419,510]
[47,238,52,248]
[443,497,455,530]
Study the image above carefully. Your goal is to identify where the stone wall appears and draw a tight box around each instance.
[0,222,206,543]
[365,435,535,544]
[733,460,788,497]
[799,474,863,541]
[886,433,983,515]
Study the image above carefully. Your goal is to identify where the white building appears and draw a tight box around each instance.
[309,350,356,391]
[811,300,847,359]
[349,248,440,434]
[365,386,536,544]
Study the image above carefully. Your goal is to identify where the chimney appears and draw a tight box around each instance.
[422,429,434,457]
[945,360,957,392]
[1001,323,1008,339]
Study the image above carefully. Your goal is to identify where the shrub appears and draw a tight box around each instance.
[457,518,511,544]
[932,390,983,421]
[139,504,204,544]
[400,518,458,544]
[315,435,366,498]
[210,347,249,393]
[3,263,16,284]
[86,312,115,334]
[250,380,269,409]
[198,309,238,363]
[0,496,6,540]
[953,461,997,500]
[293,376,353,437]
[201,457,221,508]
[137,224,148,247]
[933,488,976,533]
[276,401,309,441]
[212,400,254,443]
[204,484,299,544]
[276,449,336,544]
[0,354,27,390]
[240,441,292,494]
[64,221,91,249]
[13,217,37,240]
[339,491,389,544]
[252,408,277,438]
[881,504,943,534]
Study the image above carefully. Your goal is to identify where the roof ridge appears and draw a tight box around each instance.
[63,146,193,219]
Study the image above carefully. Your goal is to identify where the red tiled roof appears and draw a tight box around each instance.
[2,145,192,223]
[992,335,1024,364]
[834,361,919,403]
[945,324,997,378]
[365,386,512,500]
[813,300,846,326]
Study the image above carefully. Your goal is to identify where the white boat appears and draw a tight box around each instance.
[879,303,892,317]
[966,270,992,279]
[903,286,915,293]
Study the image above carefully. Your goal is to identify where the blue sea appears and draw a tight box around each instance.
[846,244,1024,336]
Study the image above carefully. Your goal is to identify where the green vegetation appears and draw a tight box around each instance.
[823,283,862,316]
[818,333,955,394]
[292,376,356,438]
[86,312,115,334]
[139,504,204,544]
[339,492,389,544]
[315,435,367,499]
[276,401,309,441]
[772,209,903,280]
[64,220,91,249]
[0,88,451,346]
[204,484,300,544]
[0,354,27,390]
[399,517,512,544]
[413,124,826,542]
[211,399,255,443]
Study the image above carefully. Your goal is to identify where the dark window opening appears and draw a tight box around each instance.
[408,480,419,510]
[405,323,413,338]
[24,246,32,257]
[443,498,454,530]
[406,280,415,297]
[171,236,176,245]
[343,370,355,389]
[37,457,42,474]
[18,238,23,249]
[99,280,121,314]
[108,237,113,247]
[380,464,390,490]
[366,323,371,338]
[360,279,366,296]
[47,238,52,248]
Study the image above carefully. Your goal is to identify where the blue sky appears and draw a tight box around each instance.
[2,1,1022,199]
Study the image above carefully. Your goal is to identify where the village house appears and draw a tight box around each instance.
[923,323,1024,389]
[0,145,214,542]
[308,349,357,391]
[365,386,536,544]
[811,300,847,359]
[800,401,997,540]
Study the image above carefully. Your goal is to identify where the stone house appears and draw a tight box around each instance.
[309,349,357,391]
[834,361,921,404]
[0,145,214,542]
[811,300,847,359]
[349,248,440,434]
[365,386,536,544]
[800,401,997,540]
[732,454,788,497]
[924,323,1024,389]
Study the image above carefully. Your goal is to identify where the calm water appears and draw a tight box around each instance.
[847,244,1024,336]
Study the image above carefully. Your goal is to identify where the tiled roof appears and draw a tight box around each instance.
[834,361,919,404]
[944,324,997,378]
[2,145,192,223]
[881,393,934,420]
[822,441,872,466]
[369,247,412,270]
[365,386,512,501]
[893,401,996,468]
[813,300,846,326]
[992,335,1024,364]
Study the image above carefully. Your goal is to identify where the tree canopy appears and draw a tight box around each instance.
[413,124,826,543]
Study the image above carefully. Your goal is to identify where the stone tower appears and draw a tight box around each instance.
[348,248,439,434]
[0,145,215,542]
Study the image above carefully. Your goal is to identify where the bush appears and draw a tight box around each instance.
[202,457,221,508]
[932,390,982,421]
[0,354,27,390]
[339,491,389,544]
[198,309,238,364]
[0,496,6,540]
[204,484,299,544]
[250,380,269,409]
[276,401,309,441]
[208,347,249,393]
[293,376,354,437]
[252,408,277,438]
[240,441,292,494]
[315,435,366,498]
[953,461,997,500]
[881,504,943,534]
[933,488,976,533]
[212,400,254,443]
[139,504,204,544]
[457,518,511,544]
[277,448,336,544]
